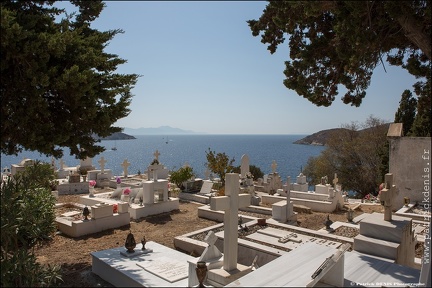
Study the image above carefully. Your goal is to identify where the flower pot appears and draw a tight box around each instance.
[121,194,130,203]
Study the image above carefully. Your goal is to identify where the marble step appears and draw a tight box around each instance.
[353,234,399,260]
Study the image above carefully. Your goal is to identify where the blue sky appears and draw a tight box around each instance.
[77,1,417,134]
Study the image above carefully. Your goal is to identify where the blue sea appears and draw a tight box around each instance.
[1,135,325,180]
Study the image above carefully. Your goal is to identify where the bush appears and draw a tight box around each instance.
[169,166,196,190]
[1,162,62,287]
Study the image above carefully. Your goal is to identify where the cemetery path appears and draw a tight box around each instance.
[34,194,399,287]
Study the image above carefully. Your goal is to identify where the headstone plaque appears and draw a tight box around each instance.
[137,256,188,283]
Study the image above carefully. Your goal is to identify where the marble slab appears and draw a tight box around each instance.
[91,241,195,287]
[137,256,188,283]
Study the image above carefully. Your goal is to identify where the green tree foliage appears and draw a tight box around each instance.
[205,148,235,185]
[303,116,388,198]
[394,90,417,136]
[169,166,196,190]
[1,0,139,159]
[409,77,431,136]
[1,162,61,287]
[248,1,431,107]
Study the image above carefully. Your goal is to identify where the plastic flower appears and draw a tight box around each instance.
[123,188,131,195]
[116,177,122,184]
[89,180,96,187]
[113,204,118,213]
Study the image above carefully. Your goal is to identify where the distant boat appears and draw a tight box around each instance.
[112,140,117,151]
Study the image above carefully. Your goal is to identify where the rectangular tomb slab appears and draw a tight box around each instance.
[91,241,195,287]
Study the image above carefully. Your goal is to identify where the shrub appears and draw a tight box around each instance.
[1,163,62,287]
[169,166,195,190]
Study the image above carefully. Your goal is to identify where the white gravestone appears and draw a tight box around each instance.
[240,154,250,179]
[98,157,107,174]
[271,160,277,174]
[121,159,130,178]
[286,176,292,219]
[332,173,338,188]
[210,173,251,271]
[59,159,65,170]
[154,150,160,161]
[379,173,399,221]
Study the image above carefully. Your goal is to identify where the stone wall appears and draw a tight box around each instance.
[388,137,431,209]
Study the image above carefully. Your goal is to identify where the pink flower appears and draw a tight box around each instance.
[123,188,131,195]
[116,177,122,184]
[89,180,96,187]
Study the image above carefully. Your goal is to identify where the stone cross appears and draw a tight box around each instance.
[240,154,250,178]
[98,157,107,173]
[210,173,251,271]
[198,231,222,262]
[333,173,338,187]
[205,169,211,180]
[153,150,160,161]
[286,176,292,218]
[121,159,131,178]
[379,173,398,221]
[59,159,65,170]
[271,160,277,174]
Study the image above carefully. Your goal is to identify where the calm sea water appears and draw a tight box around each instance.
[1,135,325,180]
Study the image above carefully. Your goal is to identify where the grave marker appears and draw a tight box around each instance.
[153,150,160,161]
[98,157,107,174]
[379,173,398,221]
[240,154,250,178]
[210,173,250,271]
[121,159,130,178]
[271,160,277,174]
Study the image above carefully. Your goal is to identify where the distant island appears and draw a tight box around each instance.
[293,128,347,146]
[122,125,203,135]
[294,123,390,146]
[97,132,136,141]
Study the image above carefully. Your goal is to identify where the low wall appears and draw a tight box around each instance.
[56,212,130,237]
[261,194,340,213]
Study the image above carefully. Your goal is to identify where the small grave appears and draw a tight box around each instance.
[55,202,130,237]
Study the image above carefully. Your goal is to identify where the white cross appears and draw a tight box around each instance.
[98,157,107,173]
[183,162,190,168]
[271,160,277,174]
[205,169,211,180]
[379,173,398,221]
[59,159,65,170]
[153,150,160,161]
[198,231,222,262]
[333,173,339,187]
[286,176,292,219]
[121,159,130,178]
[210,173,251,271]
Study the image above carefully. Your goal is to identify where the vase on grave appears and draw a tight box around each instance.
[89,187,95,197]
[125,231,136,253]
[121,194,130,203]
[404,197,410,206]
[141,236,146,250]
[196,261,207,288]
[347,208,354,222]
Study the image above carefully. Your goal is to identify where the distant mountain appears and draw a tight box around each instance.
[123,126,202,135]
[293,123,391,146]
[96,132,136,141]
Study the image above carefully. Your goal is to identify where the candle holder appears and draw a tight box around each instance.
[125,230,136,253]
[83,206,90,220]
